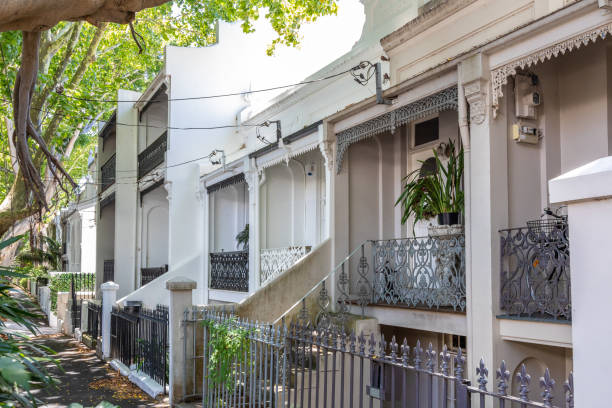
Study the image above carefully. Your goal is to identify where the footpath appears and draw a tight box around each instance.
[8,287,169,408]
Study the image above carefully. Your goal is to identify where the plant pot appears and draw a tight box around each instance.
[437,212,460,226]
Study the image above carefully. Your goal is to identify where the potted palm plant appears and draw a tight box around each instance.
[396,140,464,233]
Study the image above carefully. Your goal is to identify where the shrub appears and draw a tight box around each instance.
[19,277,28,288]
[49,273,95,311]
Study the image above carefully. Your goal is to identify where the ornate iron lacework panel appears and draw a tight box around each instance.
[500,225,570,320]
[260,246,311,285]
[101,154,116,192]
[209,250,249,292]
[335,86,458,173]
[372,235,466,312]
[138,132,167,179]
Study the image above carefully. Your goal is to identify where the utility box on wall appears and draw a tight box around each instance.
[515,73,540,120]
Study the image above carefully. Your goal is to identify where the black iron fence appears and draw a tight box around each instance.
[101,154,116,192]
[183,308,574,408]
[103,260,114,283]
[500,224,570,320]
[70,273,95,331]
[138,132,167,179]
[86,301,102,340]
[111,305,169,389]
[209,250,249,292]
[141,265,168,287]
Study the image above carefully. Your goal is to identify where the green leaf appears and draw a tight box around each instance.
[0,235,24,250]
[0,357,31,389]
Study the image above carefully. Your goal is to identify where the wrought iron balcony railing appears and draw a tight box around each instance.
[138,132,167,179]
[260,246,311,285]
[141,265,168,287]
[209,250,248,292]
[371,235,466,312]
[500,224,570,320]
[101,154,116,192]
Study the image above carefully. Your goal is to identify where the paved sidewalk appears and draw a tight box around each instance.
[8,286,169,408]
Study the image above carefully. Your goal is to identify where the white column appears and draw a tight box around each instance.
[101,281,119,359]
[461,53,508,387]
[549,156,612,408]
[246,158,260,293]
[199,184,209,305]
[166,277,196,405]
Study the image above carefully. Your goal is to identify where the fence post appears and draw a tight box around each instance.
[81,300,89,333]
[166,277,196,406]
[101,281,119,360]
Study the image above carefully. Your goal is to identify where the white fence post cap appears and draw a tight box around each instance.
[101,281,119,291]
[166,277,197,291]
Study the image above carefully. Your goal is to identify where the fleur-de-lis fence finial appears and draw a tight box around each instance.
[516,364,531,401]
[349,330,357,354]
[414,340,423,370]
[496,360,510,396]
[378,334,387,359]
[476,358,488,391]
[564,371,574,408]
[401,338,410,366]
[390,336,399,363]
[540,368,555,407]
[455,348,465,381]
[369,333,377,357]
[440,345,451,376]
[426,343,436,372]
[358,332,366,356]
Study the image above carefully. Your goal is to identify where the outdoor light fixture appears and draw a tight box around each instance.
[209,149,226,167]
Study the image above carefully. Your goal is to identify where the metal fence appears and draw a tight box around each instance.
[86,301,102,340]
[260,246,311,286]
[70,273,95,330]
[183,308,573,408]
[500,225,570,320]
[110,305,169,389]
[210,250,249,292]
[103,260,114,283]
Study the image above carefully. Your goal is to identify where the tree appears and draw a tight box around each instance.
[0,0,339,239]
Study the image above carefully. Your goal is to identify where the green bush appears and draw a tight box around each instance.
[19,277,28,288]
[49,273,95,311]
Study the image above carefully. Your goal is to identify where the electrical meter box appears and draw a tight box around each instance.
[515,74,540,120]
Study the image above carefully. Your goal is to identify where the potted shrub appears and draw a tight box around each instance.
[396,140,464,232]
[236,224,249,250]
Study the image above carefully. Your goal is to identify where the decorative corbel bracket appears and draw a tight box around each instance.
[463,79,489,126]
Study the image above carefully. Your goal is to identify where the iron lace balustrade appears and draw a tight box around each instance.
[103,260,114,283]
[260,246,311,285]
[141,265,168,287]
[138,132,167,179]
[500,224,571,320]
[372,235,466,312]
[101,154,116,192]
[209,250,249,292]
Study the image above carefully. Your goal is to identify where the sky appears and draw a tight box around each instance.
[217,0,367,112]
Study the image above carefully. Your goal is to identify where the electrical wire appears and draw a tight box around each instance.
[56,64,368,104]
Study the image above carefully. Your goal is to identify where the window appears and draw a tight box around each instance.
[413,117,439,147]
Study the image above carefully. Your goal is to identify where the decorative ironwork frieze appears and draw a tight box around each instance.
[335,86,458,173]
[491,22,612,114]
[209,250,249,292]
[101,154,116,192]
[141,265,168,287]
[206,173,245,194]
[260,246,311,285]
[372,235,466,311]
[138,132,167,179]
[499,225,571,320]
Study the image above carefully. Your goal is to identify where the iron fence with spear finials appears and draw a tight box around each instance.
[182,307,574,408]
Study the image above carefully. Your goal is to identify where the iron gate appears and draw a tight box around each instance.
[86,301,102,340]
[70,273,95,331]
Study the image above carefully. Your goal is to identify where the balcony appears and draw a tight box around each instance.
[141,265,168,287]
[370,235,466,312]
[103,260,114,283]
[101,154,116,192]
[138,132,167,179]
[209,250,248,292]
[499,221,570,321]
[260,246,311,286]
